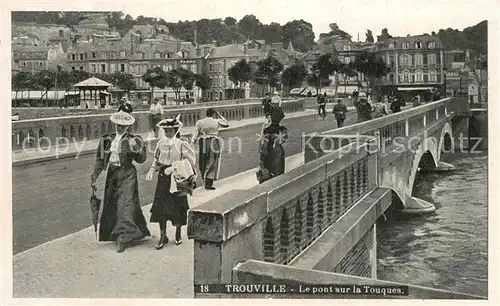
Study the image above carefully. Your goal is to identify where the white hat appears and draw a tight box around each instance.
[110,111,135,126]
[157,114,182,129]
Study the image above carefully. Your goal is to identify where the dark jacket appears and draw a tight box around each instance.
[333,103,348,119]
[117,103,133,114]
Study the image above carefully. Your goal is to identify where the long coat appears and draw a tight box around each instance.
[91,132,150,243]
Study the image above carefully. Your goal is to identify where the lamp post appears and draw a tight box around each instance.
[443,67,447,98]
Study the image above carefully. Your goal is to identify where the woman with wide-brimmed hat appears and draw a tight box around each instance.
[146,115,197,249]
[90,111,151,253]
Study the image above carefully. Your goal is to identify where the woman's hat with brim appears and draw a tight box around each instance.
[110,111,135,126]
[157,114,182,129]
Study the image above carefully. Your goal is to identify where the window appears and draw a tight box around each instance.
[401,70,410,83]
[427,41,436,49]
[154,52,160,59]
[120,51,126,58]
[101,52,106,59]
[402,42,410,49]
[389,43,395,49]
[414,54,423,66]
[181,51,186,58]
[71,66,75,71]
[399,54,409,66]
[92,64,96,73]
[101,64,106,73]
[39,62,43,66]
[22,62,26,67]
[209,63,213,72]
[110,53,114,59]
[80,66,84,71]
[415,70,423,83]
[343,45,351,51]
[120,64,125,72]
[80,53,84,60]
[428,54,436,64]
[71,54,76,61]
[415,41,423,49]
[92,52,96,58]
[429,70,437,82]
[167,53,171,58]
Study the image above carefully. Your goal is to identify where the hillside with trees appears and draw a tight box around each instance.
[12,11,317,52]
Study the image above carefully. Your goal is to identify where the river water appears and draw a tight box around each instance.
[376,152,488,297]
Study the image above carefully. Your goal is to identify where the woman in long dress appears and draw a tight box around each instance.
[146,116,197,249]
[191,108,229,190]
[90,111,151,253]
[257,104,288,184]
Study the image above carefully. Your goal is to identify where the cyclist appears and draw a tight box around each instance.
[317,92,327,119]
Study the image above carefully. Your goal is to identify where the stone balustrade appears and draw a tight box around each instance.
[304,98,466,163]
[11,99,305,151]
[187,139,378,293]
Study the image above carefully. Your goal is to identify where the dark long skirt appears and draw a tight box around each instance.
[99,165,151,243]
[198,137,221,181]
[260,143,285,184]
[150,166,189,226]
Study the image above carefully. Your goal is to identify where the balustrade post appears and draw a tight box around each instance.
[370,224,377,279]
[435,108,439,121]
[423,113,427,127]
[405,119,409,137]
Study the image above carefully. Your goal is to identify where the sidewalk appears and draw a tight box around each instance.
[13,110,316,167]
[13,153,305,298]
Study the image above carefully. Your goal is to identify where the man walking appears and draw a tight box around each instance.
[317,92,327,119]
[149,98,164,138]
[117,96,133,114]
[332,98,348,128]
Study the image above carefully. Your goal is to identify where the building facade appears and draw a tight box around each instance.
[376,35,445,97]
[12,44,65,74]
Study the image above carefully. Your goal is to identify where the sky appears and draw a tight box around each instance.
[116,0,494,40]
[3,0,496,40]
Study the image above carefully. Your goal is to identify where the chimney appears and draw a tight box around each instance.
[194,29,197,45]
[59,30,64,38]
[243,43,248,55]
[177,41,181,52]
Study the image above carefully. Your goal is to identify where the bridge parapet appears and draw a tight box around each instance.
[11,99,305,151]
[187,140,378,295]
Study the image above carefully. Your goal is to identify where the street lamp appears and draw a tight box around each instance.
[443,67,447,98]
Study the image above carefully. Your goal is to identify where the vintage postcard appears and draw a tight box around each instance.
[2,0,496,304]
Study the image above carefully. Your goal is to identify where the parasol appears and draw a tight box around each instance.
[90,185,101,240]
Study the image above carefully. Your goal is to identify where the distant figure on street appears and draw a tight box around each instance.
[413,95,422,107]
[191,108,229,190]
[117,97,133,114]
[90,111,150,253]
[262,92,271,116]
[146,115,197,249]
[333,98,348,128]
[354,98,372,123]
[317,92,327,119]
[271,91,282,107]
[257,105,288,184]
[390,95,404,113]
[372,101,389,119]
[149,98,164,138]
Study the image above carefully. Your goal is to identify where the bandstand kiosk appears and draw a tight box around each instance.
[74,77,112,109]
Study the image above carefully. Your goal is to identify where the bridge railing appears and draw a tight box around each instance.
[11,99,305,151]
[187,139,378,292]
[231,260,486,299]
[304,97,467,163]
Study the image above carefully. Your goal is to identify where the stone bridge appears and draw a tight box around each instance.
[187,97,485,299]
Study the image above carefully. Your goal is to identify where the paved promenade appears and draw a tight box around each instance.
[12,109,319,166]
[13,153,304,298]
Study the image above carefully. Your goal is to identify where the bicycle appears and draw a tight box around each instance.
[314,104,327,121]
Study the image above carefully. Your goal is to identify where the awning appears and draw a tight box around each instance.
[397,87,434,91]
[100,90,111,95]
[336,86,358,94]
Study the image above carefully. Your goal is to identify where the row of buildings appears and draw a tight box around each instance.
[12,14,487,103]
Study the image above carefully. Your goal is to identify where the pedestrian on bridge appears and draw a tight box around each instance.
[333,98,348,128]
[354,98,372,123]
[191,108,229,190]
[117,96,133,114]
[149,98,164,138]
[271,91,282,107]
[90,111,151,253]
[257,106,288,184]
[146,115,197,249]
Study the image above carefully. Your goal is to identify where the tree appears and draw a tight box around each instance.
[365,30,374,43]
[194,73,211,101]
[228,59,252,98]
[282,20,316,52]
[110,72,136,93]
[253,56,284,94]
[378,28,392,42]
[238,14,262,39]
[281,63,308,94]
[350,51,391,96]
[165,69,183,100]
[12,72,35,91]
[307,73,332,88]
[224,17,237,26]
[142,67,168,103]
